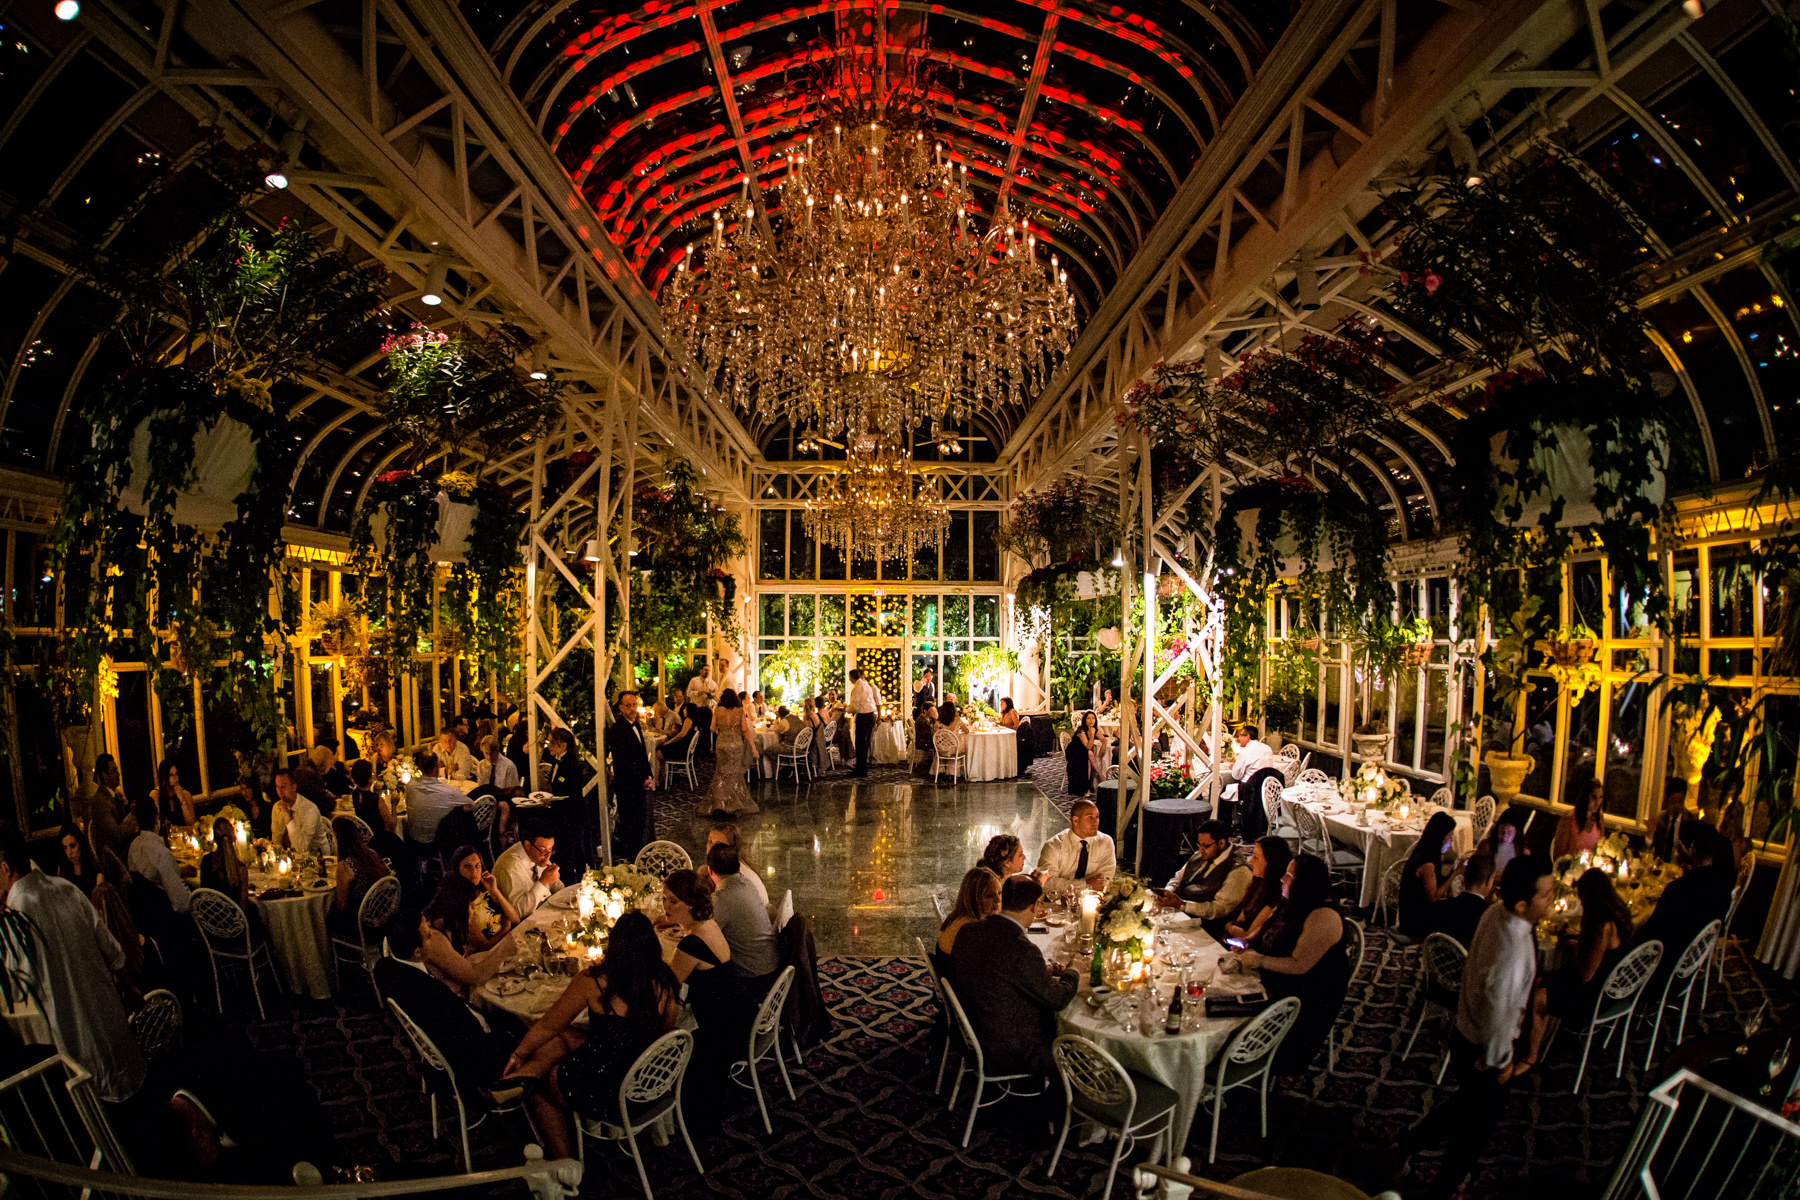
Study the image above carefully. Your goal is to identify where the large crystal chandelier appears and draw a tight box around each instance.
[803,439,950,563]
[659,30,1078,448]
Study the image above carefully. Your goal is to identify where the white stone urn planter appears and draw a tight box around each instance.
[368,492,477,565]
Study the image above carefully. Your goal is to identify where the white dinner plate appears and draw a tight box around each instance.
[492,978,526,997]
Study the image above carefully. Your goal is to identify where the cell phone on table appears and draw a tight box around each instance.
[1225,937,1247,951]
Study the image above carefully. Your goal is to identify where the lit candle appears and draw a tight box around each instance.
[586,943,603,961]
[1127,960,1144,988]
[1618,859,1630,880]
[604,898,625,922]
[577,890,595,920]
[1079,892,1100,939]
[277,857,290,874]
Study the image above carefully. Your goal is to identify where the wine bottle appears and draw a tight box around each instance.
[1090,943,1105,988]
[1164,984,1183,1035]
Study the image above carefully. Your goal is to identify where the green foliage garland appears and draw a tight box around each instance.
[625,461,747,660]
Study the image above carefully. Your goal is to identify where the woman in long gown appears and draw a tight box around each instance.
[1065,710,1102,797]
[703,689,759,817]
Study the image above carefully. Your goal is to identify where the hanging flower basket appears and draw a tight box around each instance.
[1401,642,1433,668]
[116,413,258,531]
[367,489,477,565]
[1548,638,1596,668]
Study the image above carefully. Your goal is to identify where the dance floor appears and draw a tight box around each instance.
[208,758,1794,1199]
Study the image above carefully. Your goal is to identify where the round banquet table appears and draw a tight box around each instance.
[474,886,684,1026]
[751,725,785,778]
[872,718,908,765]
[1029,918,1254,1152]
[964,729,1019,781]
[256,881,338,999]
[1280,785,1474,909]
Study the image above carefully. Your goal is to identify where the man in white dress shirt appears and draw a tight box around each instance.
[126,796,191,916]
[271,767,333,862]
[1037,800,1115,893]
[0,824,146,1102]
[436,730,479,783]
[476,734,521,796]
[405,753,472,846]
[492,811,560,919]
[847,668,881,777]
[685,663,718,708]
[1219,724,1274,801]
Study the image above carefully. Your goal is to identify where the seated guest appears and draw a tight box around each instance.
[373,913,521,1085]
[748,690,769,720]
[949,875,1079,1081]
[394,906,513,1000]
[913,697,938,778]
[1720,800,1754,879]
[476,734,522,797]
[494,911,679,1159]
[1236,856,1351,1073]
[977,833,1027,881]
[80,754,138,860]
[290,763,336,812]
[347,759,407,867]
[1096,688,1116,716]
[436,730,478,783]
[1483,805,1534,874]
[1156,819,1251,939]
[703,822,768,908]
[1433,852,1497,948]
[1037,799,1116,894]
[1536,867,1634,1036]
[706,842,778,996]
[1399,812,1461,939]
[1218,724,1274,805]
[446,844,519,953]
[662,870,754,1125]
[404,753,471,846]
[493,812,560,919]
[273,767,333,861]
[128,795,192,917]
[1638,823,1734,995]
[761,706,799,776]
[935,866,1001,969]
[997,697,1021,730]
[234,775,272,842]
[200,817,253,909]
[309,742,351,796]
[503,718,531,785]
[156,758,198,828]
[1552,777,1607,859]
[0,822,146,1102]
[655,704,700,787]
[327,817,391,940]
[53,823,100,896]
[1224,836,1293,944]
[1649,777,1692,862]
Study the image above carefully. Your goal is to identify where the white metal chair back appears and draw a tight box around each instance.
[776,726,815,783]
[344,813,377,844]
[1275,743,1302,766]
[741,966,799,1132]
[1375,859,1408,929]
[576,1029,704,1195]
[818,720,840,770]
[940,978,1032,1146]
[635,840,692,880]
[1054,1035,1134,1108]
[1709,880,1746,1007]
[1647,921,1723,1069]
[791,726,815,754]
[361,873,402,934]
[932,729,967,784]
[916,935,957,1094]
[0,1054,134,1175]
[190,887,251,943]
[930,891,947,924]
[1400,930,1468,1078]
[1261,775,1286,826]
[1572,939,1664,1093]
[1326,918,1367,1071]
[1295,767,1331,787]
[468,795,497,839]
[666,732,701,790]
[1470,795,1497,845]
[129,989,182,1063]
[388,996,478,1171]
[1201,996,1301,1163]
[1287,802,1331,862]
[1426,786,1453,810]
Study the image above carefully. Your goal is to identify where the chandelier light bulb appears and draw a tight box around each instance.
[53,0,78,19]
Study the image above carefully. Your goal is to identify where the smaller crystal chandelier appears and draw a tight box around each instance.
[803,442,950,563]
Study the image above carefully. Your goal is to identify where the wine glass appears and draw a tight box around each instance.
[1762,1038,1790,1096]
[1738,1001,1768,1055]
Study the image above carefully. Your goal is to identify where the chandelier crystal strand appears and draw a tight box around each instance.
[802,442,950,563]
[661,118,1078,445]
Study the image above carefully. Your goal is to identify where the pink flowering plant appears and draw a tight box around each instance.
[1147,757,1197,801]
[997,474,1120,565]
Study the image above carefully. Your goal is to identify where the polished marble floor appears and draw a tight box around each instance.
[661,774,1067,955]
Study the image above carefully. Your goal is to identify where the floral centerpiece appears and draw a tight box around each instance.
[1087,874,1158,988]
[1338,760,1407,809]
[1147,757,1197,801]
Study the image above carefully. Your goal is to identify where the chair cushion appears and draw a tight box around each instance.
[1328,847,1366,867]
[1072,1068,1180,1128]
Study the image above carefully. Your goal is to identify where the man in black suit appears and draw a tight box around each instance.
[373,909,519,1089]
[1433,852,1496,948]
[1638,823,1735,995]
[545,727,593,880]
[949,875,1079,1080]
[609,691,654,862]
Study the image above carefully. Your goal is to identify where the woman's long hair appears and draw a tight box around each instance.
[1570,779,1604,832]
[1079,711,1098,739]
[1233,837,1292,928]
[978,834,1021,879]
[663,868,715,921]
[56,823,98,881]
[207,818,249,894]
[1575,867,1633,951]
[942,866,1001,932]
[332,817,389,885]
[1405,812,1459,880]
[592,911,678,1038]
[424,873,481,951]
[1253,856,1335,956]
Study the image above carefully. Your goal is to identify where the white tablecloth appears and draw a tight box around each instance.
[256,878,339,1000]
[1030,919,1252,1151]
[474,886,681,1025]
[751,726,785,778]
[872,719,908,765]
[964,729,1018,781]
[1281,787,1474,908]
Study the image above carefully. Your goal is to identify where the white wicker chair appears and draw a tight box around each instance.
[634,840,692,880]
[189,887,277,1019]
[775,726,815,783]
[1274,744,1302,783]
[665,734,701,791]
[1296,768,1332,787]
[574,1030,705,1199]
[1644,920,1722,1069]
[1707,860,1753,1008]
[1199,996,1302,1163]
[1374,859,1412,938]
[468,795,497,848]
[932,729,967,785]
[1261,776,1298,843]
[1571,940,1664,1093]
[817,720,842,772]
[332,873,401,982]
[1288,802,1365,885]
[129,989,182,1063]
[734,965,798,1132]
[1470,794,1498,846]
[1426,786,1454,811]
[388,997,481,1172]
[942,979,1036,1146]
[1404,933,1467,1083]
[1048,1035,1179,1197]
[916,935,958,1094]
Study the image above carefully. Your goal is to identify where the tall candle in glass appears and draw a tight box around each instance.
[1079,891,1100,940]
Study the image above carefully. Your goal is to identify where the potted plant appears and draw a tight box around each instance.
[997,475,1120,567]
[1398,616,1435,668]
[1480,593,1549,803]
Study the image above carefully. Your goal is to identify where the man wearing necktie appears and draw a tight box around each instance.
[1037,800,1116,893]
[848,668,880,778]
[607,692,654,861]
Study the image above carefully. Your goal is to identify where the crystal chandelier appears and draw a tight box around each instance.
[659,34,1078,448]
[803,440,950,563]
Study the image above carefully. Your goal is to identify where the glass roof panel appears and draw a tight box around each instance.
[1648,290,1765,478]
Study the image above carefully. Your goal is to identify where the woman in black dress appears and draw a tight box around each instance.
[54,824,100,895]
[497,911,679,1159]
[662,868,754,1126]
[1238,856,1351,1073]
[1398,812,1460,939]
[1065,710,1101,797]
[655,704,699,787]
